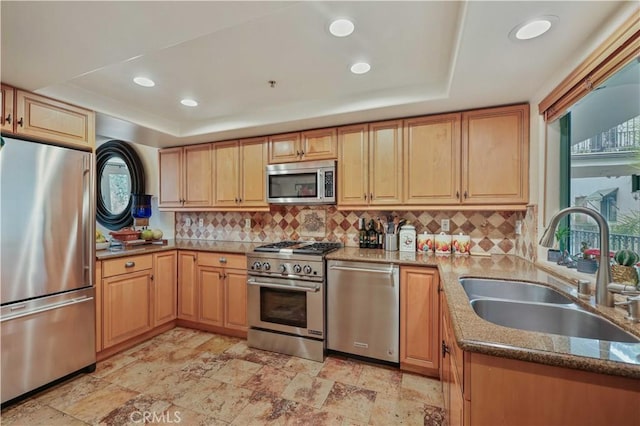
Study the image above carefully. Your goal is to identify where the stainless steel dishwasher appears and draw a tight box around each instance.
[327,260,399,362]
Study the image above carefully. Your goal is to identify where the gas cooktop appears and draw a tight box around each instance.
[254,241,342,255]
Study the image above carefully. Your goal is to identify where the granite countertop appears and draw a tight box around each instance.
[95,239,260,260]
[327,248,640,379]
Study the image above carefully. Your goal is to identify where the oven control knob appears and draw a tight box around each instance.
[279,264,287,273]
[252,261,262,270]
[303,265,312,274]
[263,262,270,271]
[293,264,302,274]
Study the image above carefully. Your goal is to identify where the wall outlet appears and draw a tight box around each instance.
[185,217,192,227]
[441,219,450,232]
[244,219,251,233]
[198,218,204,228]
[515,220,523,235]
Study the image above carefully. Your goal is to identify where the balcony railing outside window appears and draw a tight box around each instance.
[571,116,640,154]
[569,229,640,257]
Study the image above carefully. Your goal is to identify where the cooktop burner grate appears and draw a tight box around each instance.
[254,241,341,255]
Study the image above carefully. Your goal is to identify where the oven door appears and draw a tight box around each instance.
[247,276,324,338]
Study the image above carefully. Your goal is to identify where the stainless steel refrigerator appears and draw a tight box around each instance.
[0,137,96,404]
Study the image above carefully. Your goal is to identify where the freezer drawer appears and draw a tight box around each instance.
[327,260,400,362]
[1,287,96,403]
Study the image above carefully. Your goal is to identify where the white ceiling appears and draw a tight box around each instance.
[0,1,631,148]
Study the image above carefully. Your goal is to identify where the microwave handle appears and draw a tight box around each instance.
[318,170,324,200]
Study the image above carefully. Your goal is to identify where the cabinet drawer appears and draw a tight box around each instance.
[102,254,153,278]
[197,252,245,269]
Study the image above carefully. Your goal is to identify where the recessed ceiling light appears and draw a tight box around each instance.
[180,99,198,107]
[329,19,354,37]
[350,62,371,75]
[510,16,557,41]
[133,76,155,87]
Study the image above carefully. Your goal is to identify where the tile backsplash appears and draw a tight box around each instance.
[176,205,535,256]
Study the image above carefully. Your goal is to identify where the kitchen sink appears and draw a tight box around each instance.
[460,278,573,304]
[470,299,639,343]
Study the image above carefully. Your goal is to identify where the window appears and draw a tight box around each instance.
[558,59,640,255]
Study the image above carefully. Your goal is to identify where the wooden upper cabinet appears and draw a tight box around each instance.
[268,132,301,163]
[269,129,337,163]
[158,147,183,207]
[14,90,95,150]
[214,137,268,208]
[462,104,529,204]
[369,120,403,205]
[1,84,14,133]
[301,128,337,162]
[338,124,369,206]
[239,137,268,207]
[214,141,240,207]
[159,144,213,208]
[404,114,461,205]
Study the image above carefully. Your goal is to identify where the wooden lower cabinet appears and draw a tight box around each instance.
[441,292,639,426]
[153,251,177,326]
[97,251,177,355]
[177,251,248,337]
[400,266,440,377]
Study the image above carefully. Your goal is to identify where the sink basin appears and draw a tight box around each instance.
[470,299,639,343]
[460,278,573,304]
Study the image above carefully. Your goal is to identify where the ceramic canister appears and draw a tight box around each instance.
[399,224,417,252]
[452,233,471,255]
[434,232,452,254]
[417,232,434,253]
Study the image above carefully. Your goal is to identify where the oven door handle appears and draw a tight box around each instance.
[247,278,319,292]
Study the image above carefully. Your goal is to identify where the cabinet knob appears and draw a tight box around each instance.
[125,261,135,268]
[296,150,300,156]
[300,150,305,157]
[370,193,373,200]
[234,197,238,203]
[219,257,227,264]
[17,117,23,127]
[463,191,468,199]
[150,274,154,281]
[238,197,242,203]
[364,193,367,200]
[4,113,10,125]
[456,191,460,199]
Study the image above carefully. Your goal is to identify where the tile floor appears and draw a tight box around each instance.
[1,327,445,425]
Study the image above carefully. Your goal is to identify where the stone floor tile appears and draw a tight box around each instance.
[143,370,223,406]
[163,404,228,426]
[210,358,263,386]
[179,382,253,422]
[1,399,87,426]
[60,383,139,424]
[92,352,138,378]
[242,365,298,396]
[357,364,402,396]
[322,381,376,424]
[401,373,444,408]
[231,391,298,425]
[283,356,325,377]
[101,359,177,392]
[318,357,363,386]
[195,334,240,354]
[97,393,171,425]
[281,373,334,409]
[34,375,107,411]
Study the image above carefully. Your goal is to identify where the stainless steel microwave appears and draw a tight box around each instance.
[266,160,336,204]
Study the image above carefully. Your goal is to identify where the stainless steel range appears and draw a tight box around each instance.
[246,241,342,362]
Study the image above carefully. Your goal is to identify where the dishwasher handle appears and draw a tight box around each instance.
[1,296,93,322]
[329,265,395,275]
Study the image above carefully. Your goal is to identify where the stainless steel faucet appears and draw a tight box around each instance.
[539,206,613,307]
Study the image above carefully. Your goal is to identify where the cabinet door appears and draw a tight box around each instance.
[102,270,153,348]
[159,148,184,207]
[449,358,465,426]
[177,251,198,320]
[153,251,177,326]
[15,90,95,150]
[268,132,301,163]
[462,104,529,204]
[224,269,248,332]
[214,141,240,207]
[1,84,14,133]
[338,124,369,206]
[369,120,403,205]
[184,144,213,207]
[400,267,440,376]
[198,266,225,327]
[95,260,103,352]
[301,128,337,161]
[240,137,268,207]
[404,114,461,205]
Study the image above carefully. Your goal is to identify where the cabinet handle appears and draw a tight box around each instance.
[238,197,242,203]
[296,150,300,157]
[4,113,10,125]
[456,191,460,199]
[442,340,450,357]
[150,274,154,281]
[364,193,367,200]
[300,150,305,157]
[463,191,468,199]
[370,193,373,200]
[234,197,238,203]
[125,261,135,268]
[219,257,227,264]
[17,117,23,127]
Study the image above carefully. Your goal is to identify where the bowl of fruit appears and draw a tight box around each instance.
[96,230,109,250]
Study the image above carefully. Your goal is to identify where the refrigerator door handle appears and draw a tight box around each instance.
[1,296,94,322]
[82,154,94,286]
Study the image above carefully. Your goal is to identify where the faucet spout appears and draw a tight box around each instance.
[539,206,613,307]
